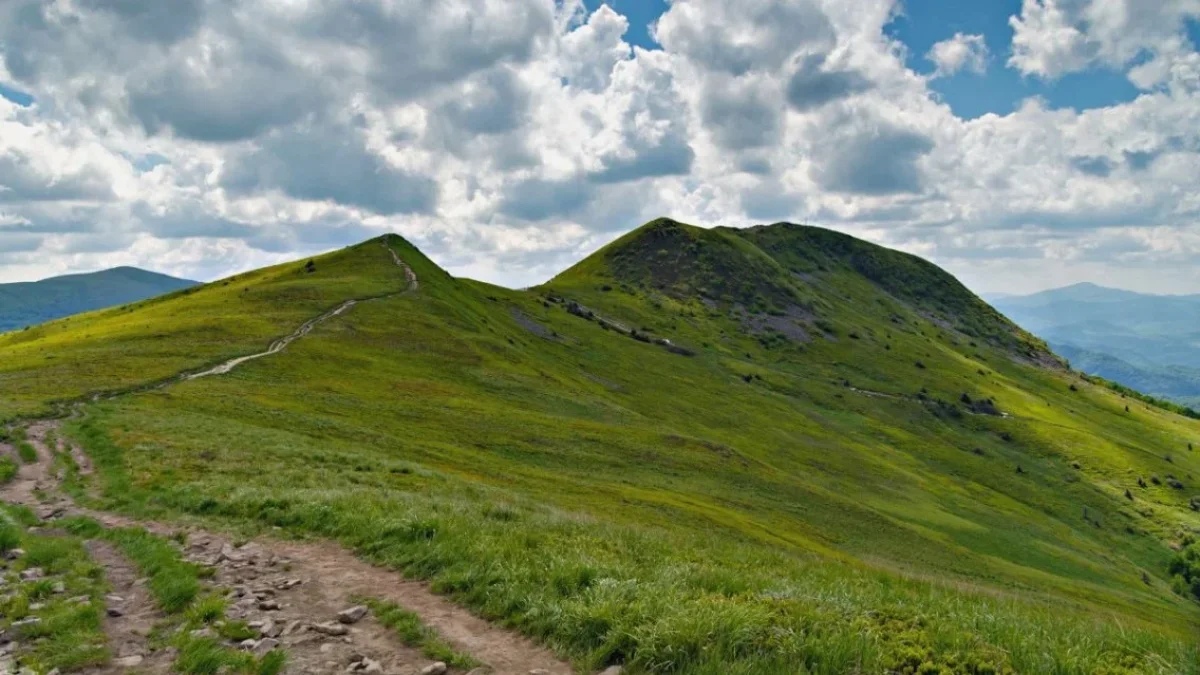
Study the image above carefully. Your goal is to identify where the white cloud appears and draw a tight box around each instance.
[927,33,989,78]
[1009,0,1200,82]
[0,0,1197,294]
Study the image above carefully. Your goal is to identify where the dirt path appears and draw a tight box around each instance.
[0,246,580,675]
[85,539,174,675]
[186,241,417,382]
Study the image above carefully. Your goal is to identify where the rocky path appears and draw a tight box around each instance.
[84,539,173,675]
[0,245,582,675]
[2,423,575,675]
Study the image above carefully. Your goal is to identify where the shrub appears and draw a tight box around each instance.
[1167,538,1200,601]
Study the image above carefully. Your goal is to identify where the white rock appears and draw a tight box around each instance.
[253,638,280,656]
[312,622,349,636]
[337,606,368,624]
[419,663,447,675]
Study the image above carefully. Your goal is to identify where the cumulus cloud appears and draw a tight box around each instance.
[927,33,989,78]
[0,0,1197,295]
[1009,0,1200,82]
[785,54,872,110]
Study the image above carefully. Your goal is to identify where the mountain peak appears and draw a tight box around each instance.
[550,217,798,310]
[549,218,1055,363]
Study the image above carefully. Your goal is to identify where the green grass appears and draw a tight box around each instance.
[3,226,1199,673]
[63,517,202,612]
[362,597,481,670]
[0,506,110,672]
[60,516,286,674]
[0,455,17,483]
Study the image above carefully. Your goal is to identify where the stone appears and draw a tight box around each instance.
[280,620,301,637]
[337,605,368,624]
[50,582,65,594]
[529,670,551,675]
[419,663,448,675]
[285,633,321,647]
[312,622,349,636]
[106,607,124,618]
[359,658,383,673]
[260,619,282,638]
[599,667,624,675]
[253,638,280,656]
[4,549,24,560]
[257,599,281,611]
[113,655,144,667]
[18,568,43,581]
[240,639,258,651]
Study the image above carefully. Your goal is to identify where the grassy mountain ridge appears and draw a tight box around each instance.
[0,266,197,333]
[3,222,1200,673]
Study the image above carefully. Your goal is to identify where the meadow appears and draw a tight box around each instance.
[3,223,1199,672]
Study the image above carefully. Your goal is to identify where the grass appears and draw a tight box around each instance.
[0,506,110,672]
[0,455,17,483]
[2,226,1199,673]
[362,596,481,670]
[61,516,286,674]
[6,425,40,463]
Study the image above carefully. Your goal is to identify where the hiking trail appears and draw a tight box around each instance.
[0,243,580,675]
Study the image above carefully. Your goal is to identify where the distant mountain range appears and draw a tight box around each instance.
[990,282,1200,408]
[0,266,197,333]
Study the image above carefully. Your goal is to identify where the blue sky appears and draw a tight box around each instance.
[581,0,668,50]
[582,0,1177,120]
[0,82,33,107]
[2,0,1200,295]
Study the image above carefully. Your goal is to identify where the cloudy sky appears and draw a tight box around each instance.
[1,0,1199,295]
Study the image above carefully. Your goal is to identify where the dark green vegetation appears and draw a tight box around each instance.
[0,505,109,672]
[0,266,197,334]
[363,597,480,670]
[1171,536,1200,600]
[4,221,1200,673]
[991,283,1200,408]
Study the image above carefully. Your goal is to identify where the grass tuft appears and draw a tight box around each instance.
[362,597,481,670]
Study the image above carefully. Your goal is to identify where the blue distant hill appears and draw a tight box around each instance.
[991,282,1200,408]
[0,266,198,332]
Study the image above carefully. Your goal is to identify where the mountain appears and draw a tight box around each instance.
[1052,342,1200,410]
[992,283,1200,407]
[0,266,197,333]
[1,222,1198,674]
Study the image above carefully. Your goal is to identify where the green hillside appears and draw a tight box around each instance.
[0,266,197,333]
[3,221,1200,674]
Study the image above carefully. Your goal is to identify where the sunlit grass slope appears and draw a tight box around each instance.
[0,239,409,420]
[4,223,1200,673]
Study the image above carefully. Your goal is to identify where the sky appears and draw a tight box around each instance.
[1,0,1199,295]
